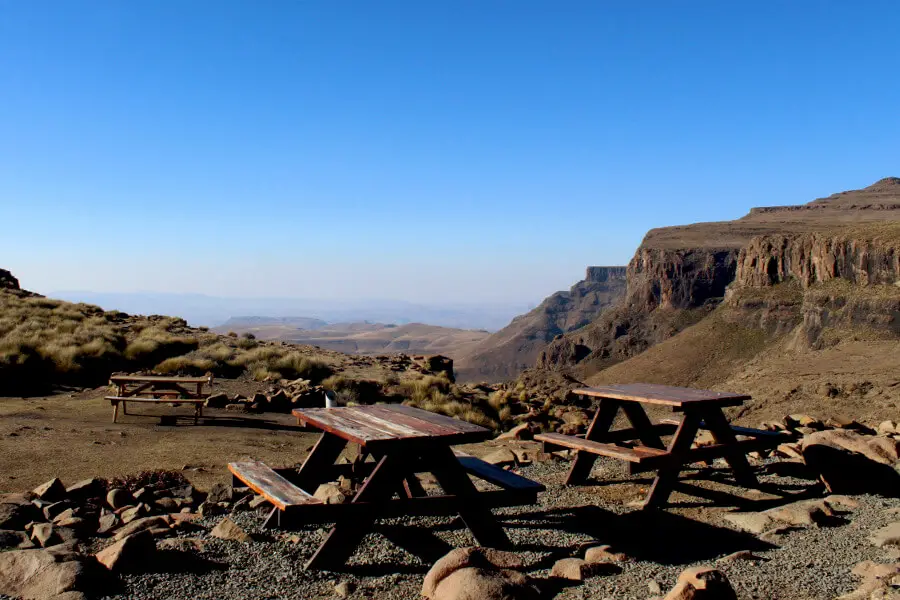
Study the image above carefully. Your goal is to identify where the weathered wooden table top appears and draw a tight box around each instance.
[573,383,751,408]
[109,375,212,384]
[293,404,492,450]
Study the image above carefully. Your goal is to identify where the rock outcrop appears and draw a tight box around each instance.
[455,267,626,382]
[0,269,19,290]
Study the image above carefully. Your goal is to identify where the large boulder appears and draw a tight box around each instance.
[422,547,537,600]
[663,566,737,600]
[32,479,66,502]
[800,430,900,495]
[0,548,108,599]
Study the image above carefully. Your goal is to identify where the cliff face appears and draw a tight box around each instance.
[454,266,626,382]
[535,178,900,381]
[734,231,900,289]
[0,269,19,290]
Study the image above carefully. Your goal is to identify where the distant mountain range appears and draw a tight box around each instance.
[215,318,489,358]
[47,292,533,332]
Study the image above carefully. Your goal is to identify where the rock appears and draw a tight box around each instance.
[775,443,803,459]
[839,561,900,600]
[106,488,133,510]
[32,479,66,502]
[878,421,899,435]
[210,517,251,542]
[422,547,537,600]
[30,524,60,548]
[868,436,900,463]
[64,479,103,501]
[870,522,900,548]
[157,537,206,552]
[225,403,249,412]
[95,530,155,573]
[0,548,108,599]
[334,580,356,597]
[717,550,765,563]
[722,512,775,534]
[249,495,269,510]
[801,430,900,494]
[0,530,34,549]
[648,580,663,595]
[483,448,517,466]
[269,390,290,412]
[55,518,88,534]
[112,516,169,541]
[120,505,149,524]
[550,558,592,581]
[96,513,119,535]
[205,483,233,505]
[824,494,861,510]
[0,494,38,530]
[584,544,628,563]
[663,566,737,600]
[763,499,837,527]
[42,501,73,522]
[52,508,75,524]
[154,497,178,512]
[197,501,227,517]
[314,484,347,505]
[167,485,195,500]
[204,392,229,408]
[496,424,534,441]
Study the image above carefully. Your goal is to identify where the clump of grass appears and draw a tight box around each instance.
[155,356,216,375]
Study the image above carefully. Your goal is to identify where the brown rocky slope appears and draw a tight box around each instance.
[454,266,626,382]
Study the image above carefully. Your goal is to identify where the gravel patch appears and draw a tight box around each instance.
[86,455,900,600]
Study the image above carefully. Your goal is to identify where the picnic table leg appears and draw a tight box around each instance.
[295,432,349,493]
[111,401,119,423]
[619,402,668,475]
[305,453,407,570]
[698,408,759,487]
[565,398,620,485]
[643,412,703,509]
[429,446,511,549]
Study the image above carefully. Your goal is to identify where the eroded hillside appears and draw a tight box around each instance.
[454,266,626,382]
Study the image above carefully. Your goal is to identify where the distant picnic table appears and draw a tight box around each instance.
[229,404,544,570]
[106,374,213,424]
[536,383,791,508]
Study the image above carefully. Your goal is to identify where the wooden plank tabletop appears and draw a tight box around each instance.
[109,375,211,384]
[293,404,492,449]
[573,383,750,407]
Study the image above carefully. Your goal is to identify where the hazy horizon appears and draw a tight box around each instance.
[2,2,898,304]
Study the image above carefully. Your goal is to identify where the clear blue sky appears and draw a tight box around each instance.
[1,1,898,305]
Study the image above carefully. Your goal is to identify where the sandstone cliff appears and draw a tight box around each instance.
[454,266,626,382]
[536,178,900,383]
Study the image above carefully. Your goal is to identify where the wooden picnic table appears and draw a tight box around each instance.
[536,383,790,509]
[229,404,544,571]
[106,374,213,424]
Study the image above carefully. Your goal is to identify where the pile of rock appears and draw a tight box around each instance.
[0,476,256,599]
[204,381,329,414]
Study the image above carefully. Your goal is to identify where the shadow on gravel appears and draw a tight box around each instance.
[498,505,777,567]
[148,549,230,574]
[194,416,301,431]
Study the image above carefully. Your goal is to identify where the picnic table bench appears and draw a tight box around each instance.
[229,404,544,570]
[106,374,213,424]
[535,383,792,509]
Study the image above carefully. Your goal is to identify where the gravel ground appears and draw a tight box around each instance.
[91,455,899,600]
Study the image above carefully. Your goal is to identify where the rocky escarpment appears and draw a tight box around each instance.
[0,269,19,290]
[454,267,626,382]
[537,246,739,376]
[733,231,900,289]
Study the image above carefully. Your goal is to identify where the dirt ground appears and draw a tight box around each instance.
[0,384,332,493]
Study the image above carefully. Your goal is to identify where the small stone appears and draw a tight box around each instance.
[663,566,737,600]
[551,557,592,581]
[870,522,900,548]
[32,478,66,502]
[483,448,517,466]
[210,517,251,542]
[52,508,76,523]
[65,479,103,500]
[97,513,119,535]
[205,483,233,505]
[157,537,206,552]
[30,523,60,547]
[648,580,663,595]
[497,423,534,441]
[204,392,229,408]
[198,501,227,518]
[106,488,133,510]
[334,580,356,597]
[584,544,628,563]
[314,484,347,505]
[42,501,73,521]
[225,403,249,412]
[154,497,178,512]
[722,512,774,534]
[112,516,169,541]
[95,530,155,572]
[120,505,148,524]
